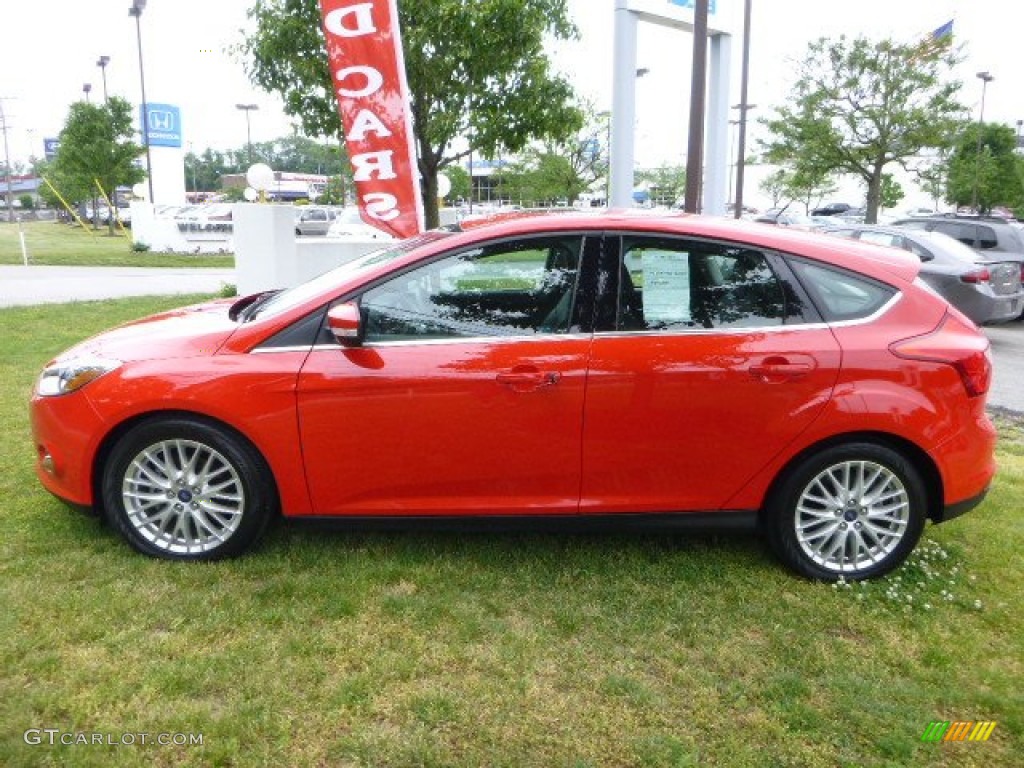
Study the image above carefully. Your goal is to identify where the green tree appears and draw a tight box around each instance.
[635,165,686,207]
[945,122,1023,213]
[759,169,791,208]
[912,152,949,210]
[441,164,471,205]
[761,35,965,223]
[879,173,904,210]
[51,97,143,233]
[498,150,581,206]
[784,166,837,213]
[241,0,582,228]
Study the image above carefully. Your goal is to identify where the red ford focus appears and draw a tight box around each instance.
[30,212,996,579]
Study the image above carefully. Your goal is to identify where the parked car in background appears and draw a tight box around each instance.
[891,214,1024,258]
[811,202,853,217]
[823,224,1024,325]
[752,210,821,230]
[326,207,396,240]
[295,206,338,236]
[30,212,996,581]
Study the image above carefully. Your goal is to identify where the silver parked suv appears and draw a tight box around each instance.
[891,214,1024,320]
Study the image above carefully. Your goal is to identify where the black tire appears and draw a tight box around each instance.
[764,442,927,581]
[101,417,276,561]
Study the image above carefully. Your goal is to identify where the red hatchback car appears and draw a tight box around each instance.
[30,212,996,580]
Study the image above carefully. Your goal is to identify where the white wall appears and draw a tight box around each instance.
[232,204,383,295]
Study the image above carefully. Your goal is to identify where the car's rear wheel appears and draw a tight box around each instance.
[765,443,926,580]
[101,418,276,561]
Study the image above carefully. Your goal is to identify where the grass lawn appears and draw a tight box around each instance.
[1,297,1021,767]
[0,221,234,268]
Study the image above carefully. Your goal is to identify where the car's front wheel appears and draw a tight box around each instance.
[765,443,927,580]
[101,418,276,561]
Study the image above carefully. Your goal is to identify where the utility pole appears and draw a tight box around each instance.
[682,0,709,213]
[1,99,15,223]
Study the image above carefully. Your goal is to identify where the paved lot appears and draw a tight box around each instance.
[984,323,1024,413]
[0,265,235,308]
[1,265,1020,411]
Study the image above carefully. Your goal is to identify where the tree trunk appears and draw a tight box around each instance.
[418,141,440,230]
[865,167,883,224]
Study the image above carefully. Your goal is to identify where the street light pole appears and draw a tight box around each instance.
[96,56,110,103]
[733,0,754,219]
[971,71,994,212]
[0,99,15,223]
[129,0,154,204]
[82,83,92,103]
[235,104,259,166]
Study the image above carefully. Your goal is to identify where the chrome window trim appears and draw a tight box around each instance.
[249,294,902,352]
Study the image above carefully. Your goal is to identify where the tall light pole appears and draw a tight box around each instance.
[732,102,756,216]
[129,0,154,203]
[971,70,994,211]
[236,104,259,165]
[1,99,15,223]
[82,83,92,103]
[733,0,754,219]
[96,56,110,103]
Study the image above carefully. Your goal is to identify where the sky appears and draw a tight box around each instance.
[2,0,1021,175]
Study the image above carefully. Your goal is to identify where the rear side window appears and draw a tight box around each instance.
[976,225,998,250]
[617,238,799,330]
[931,221,977,247]
[789,260,896,322]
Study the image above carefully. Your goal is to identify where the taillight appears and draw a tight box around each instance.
[960,267,991,284]
[890,312,992,397]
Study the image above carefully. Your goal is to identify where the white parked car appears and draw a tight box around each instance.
[326,208,395,241]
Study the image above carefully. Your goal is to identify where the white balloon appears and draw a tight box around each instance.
[243,187,259,202]
[436,172,452,198]
[246,163,275,191]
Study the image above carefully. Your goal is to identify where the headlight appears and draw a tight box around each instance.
[36,356,122,397]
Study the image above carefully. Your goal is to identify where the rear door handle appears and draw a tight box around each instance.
[749,357,813,383]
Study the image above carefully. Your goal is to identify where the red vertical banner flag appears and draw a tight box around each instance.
[319,0,424,238]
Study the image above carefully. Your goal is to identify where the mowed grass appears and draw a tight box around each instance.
[0,220,234,268]
[1,297,1022,767]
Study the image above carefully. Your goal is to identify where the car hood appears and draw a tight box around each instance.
[52,298,239,364]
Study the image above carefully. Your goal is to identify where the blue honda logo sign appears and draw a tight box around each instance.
[141,103,182,148]
[44,138,61,159]
[669,0,717,12]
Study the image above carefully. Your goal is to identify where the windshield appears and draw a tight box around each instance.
[246,229,454,321]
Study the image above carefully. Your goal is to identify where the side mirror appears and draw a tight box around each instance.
[327,302,364,346]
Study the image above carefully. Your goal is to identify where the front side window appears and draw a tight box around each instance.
[616,238,792,330]
[361,236,583,342]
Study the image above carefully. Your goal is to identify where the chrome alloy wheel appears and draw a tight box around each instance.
[793,460,910,573]
[121,439,245,554]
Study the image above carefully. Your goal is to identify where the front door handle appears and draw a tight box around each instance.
[496,366,560,392]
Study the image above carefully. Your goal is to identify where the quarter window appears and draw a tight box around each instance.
[361,237,582,342]
[789,260,896,322]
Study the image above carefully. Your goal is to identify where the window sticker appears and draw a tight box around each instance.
[641,249,691,326]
